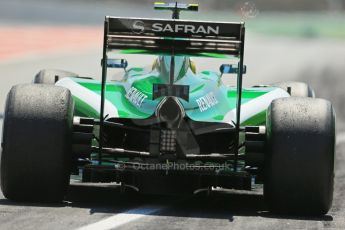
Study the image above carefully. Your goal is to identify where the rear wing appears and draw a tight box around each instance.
[99,16,246,171]
[104,17,245,56]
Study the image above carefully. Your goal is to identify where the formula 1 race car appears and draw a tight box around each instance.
[1,2,335,215]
